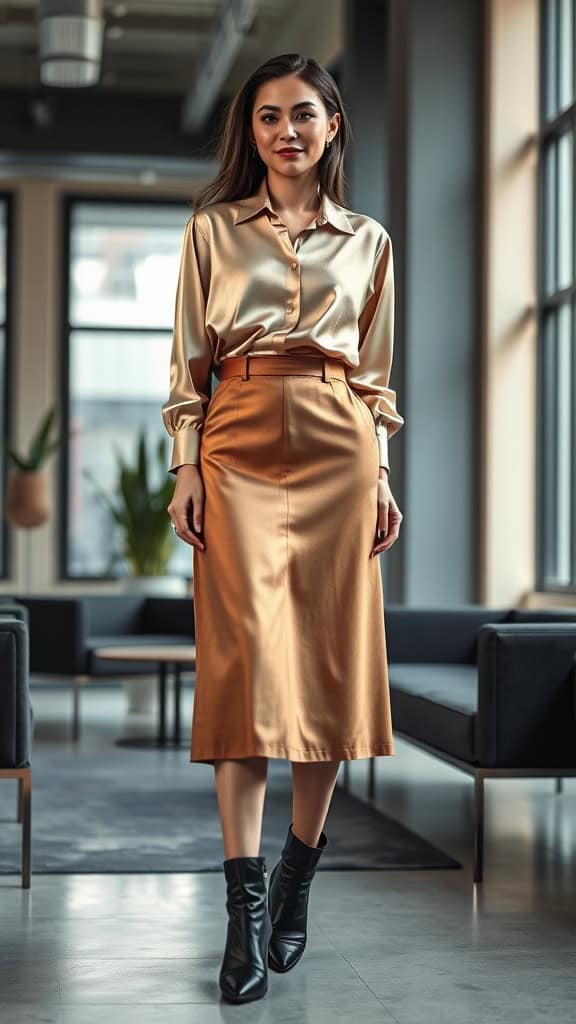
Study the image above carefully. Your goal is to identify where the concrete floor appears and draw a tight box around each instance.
[1,682,575,1023]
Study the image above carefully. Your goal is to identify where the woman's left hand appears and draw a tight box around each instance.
[370,468,403,557]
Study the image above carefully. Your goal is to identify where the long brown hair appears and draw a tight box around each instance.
[194,52,352,212]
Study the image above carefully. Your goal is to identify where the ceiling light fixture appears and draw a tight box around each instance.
[38,0,104,88]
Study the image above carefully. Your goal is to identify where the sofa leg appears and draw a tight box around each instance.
[17,777,22,823]
[21,769,31,889]
[473,772,484,884]
[555,778,563,794]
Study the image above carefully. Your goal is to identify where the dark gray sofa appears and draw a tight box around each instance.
[0,601,33,888]
[345,605,576,882]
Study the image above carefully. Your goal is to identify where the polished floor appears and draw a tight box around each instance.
[1,681,576,1023]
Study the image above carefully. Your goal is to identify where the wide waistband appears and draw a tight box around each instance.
[219,354,348,382]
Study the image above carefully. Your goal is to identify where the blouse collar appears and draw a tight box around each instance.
[233,176,356,235]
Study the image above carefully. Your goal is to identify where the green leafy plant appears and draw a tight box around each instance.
[3,407,73,469]
[83,431,176,578]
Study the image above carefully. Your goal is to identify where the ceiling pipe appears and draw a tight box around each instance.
[180,0,257,134]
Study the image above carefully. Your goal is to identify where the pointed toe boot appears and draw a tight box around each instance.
[219,855,273,1004]
[267,822,328,973]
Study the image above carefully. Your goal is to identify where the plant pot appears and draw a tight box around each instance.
[4,468,52,527]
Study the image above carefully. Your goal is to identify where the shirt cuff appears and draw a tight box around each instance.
[376,426,389,472]
[168,426,202,475]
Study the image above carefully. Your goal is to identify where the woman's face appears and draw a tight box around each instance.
[250,74,339,179]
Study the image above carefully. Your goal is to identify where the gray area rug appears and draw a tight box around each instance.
[0,747,461,873]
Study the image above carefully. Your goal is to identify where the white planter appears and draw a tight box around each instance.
[124,677,157,715]
[119,574,189,711]
[121,575,188,596]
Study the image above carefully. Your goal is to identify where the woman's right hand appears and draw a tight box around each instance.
[167,465,206,551]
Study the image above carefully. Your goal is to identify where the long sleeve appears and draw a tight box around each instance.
[161,215,214,475]
[346,232,404,472]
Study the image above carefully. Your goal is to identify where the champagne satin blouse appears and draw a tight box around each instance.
[161,176,404,473]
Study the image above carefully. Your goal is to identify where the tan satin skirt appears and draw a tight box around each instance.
[190,352,395,764]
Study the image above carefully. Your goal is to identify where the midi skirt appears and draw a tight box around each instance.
[189,352,396,764]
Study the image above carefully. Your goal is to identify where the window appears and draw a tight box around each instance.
[0,194,13,580]
[538,0,576,591]
[61,198,194,580]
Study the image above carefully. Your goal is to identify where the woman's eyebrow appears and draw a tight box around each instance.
[255,101,318,113]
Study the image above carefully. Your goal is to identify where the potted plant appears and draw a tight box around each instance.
[3,407,66,528]
[83,430,183,591]
[84,431,186,712]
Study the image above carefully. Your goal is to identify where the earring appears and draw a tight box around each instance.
[325,137,333,149]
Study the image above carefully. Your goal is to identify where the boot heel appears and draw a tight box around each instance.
[219,855,272,1003]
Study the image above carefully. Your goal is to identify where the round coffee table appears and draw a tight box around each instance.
[93,644,196,749]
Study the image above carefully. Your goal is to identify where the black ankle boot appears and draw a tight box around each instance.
[219,855,272,1004]
[267,822,328,973]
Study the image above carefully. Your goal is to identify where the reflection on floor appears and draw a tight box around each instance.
[1,683,575,1024]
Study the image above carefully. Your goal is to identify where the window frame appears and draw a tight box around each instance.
[536,0,576,593]
[0,191,15,582]
[59,193,194,582]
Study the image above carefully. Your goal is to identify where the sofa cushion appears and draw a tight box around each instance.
[389,664,478,763]
[142,598,195,637]
[509,609,576,624]
[384,606,511,664]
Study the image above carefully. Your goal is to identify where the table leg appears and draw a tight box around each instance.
[115,665,169,749]
[114,659,190,750]
[158,661,167,745]
[173,664,182,745]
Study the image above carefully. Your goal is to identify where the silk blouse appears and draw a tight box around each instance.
[161,175,404,474]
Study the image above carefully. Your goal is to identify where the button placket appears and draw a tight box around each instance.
[285,246,299,325]
[271,220,303,331]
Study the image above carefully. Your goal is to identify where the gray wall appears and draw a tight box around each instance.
[343,0,482,605]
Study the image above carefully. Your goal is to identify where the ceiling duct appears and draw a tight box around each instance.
[181,0,257,133]
[38,0,104,88]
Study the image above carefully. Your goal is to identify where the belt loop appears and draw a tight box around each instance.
[321,357,327,383]
[242,355,251,381]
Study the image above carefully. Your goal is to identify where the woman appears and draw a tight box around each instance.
[161,52,404,1005]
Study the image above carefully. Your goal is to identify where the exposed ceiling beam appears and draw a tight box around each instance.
[0,4,216,34]
[180,0,257,135]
